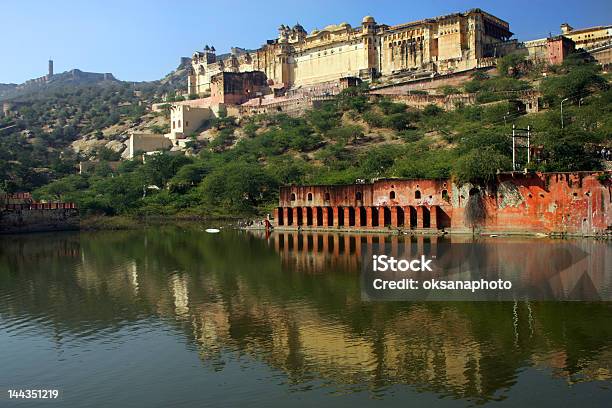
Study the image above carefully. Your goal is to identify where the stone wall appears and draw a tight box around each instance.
[127,133,173,158]
[371,93,476,110]
[0,208,79,234]
[275,172,611,236]
[371,67,495,94]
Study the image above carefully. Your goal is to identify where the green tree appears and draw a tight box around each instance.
[453,147,511,184]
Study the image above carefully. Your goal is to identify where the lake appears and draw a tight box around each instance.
[1,227,611,407]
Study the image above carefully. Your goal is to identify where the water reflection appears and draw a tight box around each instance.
[0,228,611,405]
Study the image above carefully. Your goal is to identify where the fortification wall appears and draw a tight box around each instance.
[276,172,611,236]
[372,93,476,110]
[0,208,79,234]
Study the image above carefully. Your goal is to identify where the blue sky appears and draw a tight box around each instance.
[2,0,611,84]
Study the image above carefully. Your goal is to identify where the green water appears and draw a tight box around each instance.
[0,227,611,407]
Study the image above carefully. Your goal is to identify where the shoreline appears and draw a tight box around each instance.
[2,214,610,239]
[256,225,612,239]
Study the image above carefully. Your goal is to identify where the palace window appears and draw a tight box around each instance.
[290,193,296,201]
[415,190,421,199]
[324,192,330,201]
[356,191,362,201]
[307,193,313,201]
[390,191,396,199]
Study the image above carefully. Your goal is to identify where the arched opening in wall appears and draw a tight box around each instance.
[437,207,452,228]
[383,207,392,227]
[325,235,332,252]
[422,206,431,228]
[396,207,405,227]
[278,233,285,250]
[297,207,303,226]
[356,191,363,201]
[338,207,345,227]
[316,235,323,252]
[290,193,296,201]
[306,207,313,226]
[409,206,417,228]
[415,190,421,199]
[390,191,396,200]
[287,209,293,226]
[287,233,294,251]
[349,236,356,254]
[324,192,330,201]
[307,235,314,250]
[307,192,313,201]
[316,207,323,226]
[277,207,284,226]
[358,207,367,227]
[348,207,356,226]
[442,190,449,201]
[327,207,333,226]
[371,207,379,227]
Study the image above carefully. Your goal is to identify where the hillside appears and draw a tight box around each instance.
[22,54,611,218]
[0,60,193,190]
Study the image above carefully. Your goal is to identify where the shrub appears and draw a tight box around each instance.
[453,147,511,184]
[423,104,443,116]
[383,112,411,130]
[378,99,407,115]
[363,111,385,127]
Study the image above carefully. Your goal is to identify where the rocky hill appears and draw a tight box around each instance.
[22,55,611,218]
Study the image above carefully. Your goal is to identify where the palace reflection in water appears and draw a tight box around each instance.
[0,228,611,406]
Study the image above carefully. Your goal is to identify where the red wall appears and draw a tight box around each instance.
[278,172,611,235]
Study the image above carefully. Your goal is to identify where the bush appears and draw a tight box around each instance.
[306,104,340,133]
[337,83,369,112]
[398,129,422,143]
[326,125,364,143]
[440,85,461,95]
[243,122,258,138]
[198,162,277,213]
[363,111,385,127]
[423,104,443,116]
[378,99,407,115]
[383,112,411,130]
[497,54,525,78]
[541,64,608,106]
[453,147,511,184]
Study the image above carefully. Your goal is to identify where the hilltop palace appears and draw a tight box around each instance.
[188,9,512,94]
[129,8,611,158]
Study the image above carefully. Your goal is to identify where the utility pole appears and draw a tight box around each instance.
[560,97,569,129]
[527,125,531,165]
[512,124,532,171]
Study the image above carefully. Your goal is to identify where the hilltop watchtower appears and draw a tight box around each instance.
[48,59,54,77]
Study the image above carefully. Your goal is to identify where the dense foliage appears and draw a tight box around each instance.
[3,58,610,217]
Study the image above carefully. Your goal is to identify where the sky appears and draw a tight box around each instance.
[2,0,611,84]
